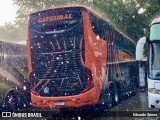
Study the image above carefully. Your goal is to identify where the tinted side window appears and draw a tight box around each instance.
[115,32,135,56]
[89,13,107,40]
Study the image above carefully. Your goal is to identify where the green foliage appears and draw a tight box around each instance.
[0,22,21,41]
[13,65,29,80]
[0,0,160,42]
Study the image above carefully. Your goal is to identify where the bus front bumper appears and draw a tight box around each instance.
[31,88,98,108]
[148,92,160,109]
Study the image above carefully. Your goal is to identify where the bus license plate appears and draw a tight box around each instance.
[54,101,65,105]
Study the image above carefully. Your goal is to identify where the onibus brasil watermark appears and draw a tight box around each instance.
[2,112,42,118]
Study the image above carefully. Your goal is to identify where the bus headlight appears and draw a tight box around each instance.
[148,88,160,94]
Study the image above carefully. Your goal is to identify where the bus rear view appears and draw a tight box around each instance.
[28,7,95,108]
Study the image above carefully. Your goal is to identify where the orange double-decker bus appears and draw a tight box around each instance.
[27,6,138,109]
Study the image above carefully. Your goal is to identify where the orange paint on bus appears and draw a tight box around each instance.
[28,6,136,108]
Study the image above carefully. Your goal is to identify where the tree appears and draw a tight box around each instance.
[13,0,147,41]
[0,22,19,41]
[1,0,160,42]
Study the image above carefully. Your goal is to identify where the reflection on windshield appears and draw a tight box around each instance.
[149,43,160,80]
[150,24,160,41]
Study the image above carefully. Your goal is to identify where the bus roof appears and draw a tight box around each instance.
[151,17,160,25]
[29,6,89,16]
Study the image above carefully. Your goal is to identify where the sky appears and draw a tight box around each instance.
[0,0,18,26]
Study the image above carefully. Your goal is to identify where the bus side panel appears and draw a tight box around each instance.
[82,11,107,102]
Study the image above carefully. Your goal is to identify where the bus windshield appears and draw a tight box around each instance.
[30,11,82,53]
[150,24,160,41]
[149,43,160,80]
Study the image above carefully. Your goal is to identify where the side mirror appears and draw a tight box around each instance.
[136,37,147,61]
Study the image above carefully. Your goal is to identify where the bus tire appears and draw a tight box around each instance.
[108,86,114,108]
[108,92,113,108]
[96,90,110,111]
[4,91,19,111]
[109,85,119,107]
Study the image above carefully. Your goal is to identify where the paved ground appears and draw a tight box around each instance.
[96,91,160,120]
[2,91,160,120]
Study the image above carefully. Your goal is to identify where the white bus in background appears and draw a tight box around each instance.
[136,18,160,109]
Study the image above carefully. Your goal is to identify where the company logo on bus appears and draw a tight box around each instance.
[38,14,73,23]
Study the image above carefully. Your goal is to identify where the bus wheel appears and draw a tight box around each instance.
[108,95,113,109]
[5,91,19,111]
[108,88,114,108]
[110,86,119,107]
